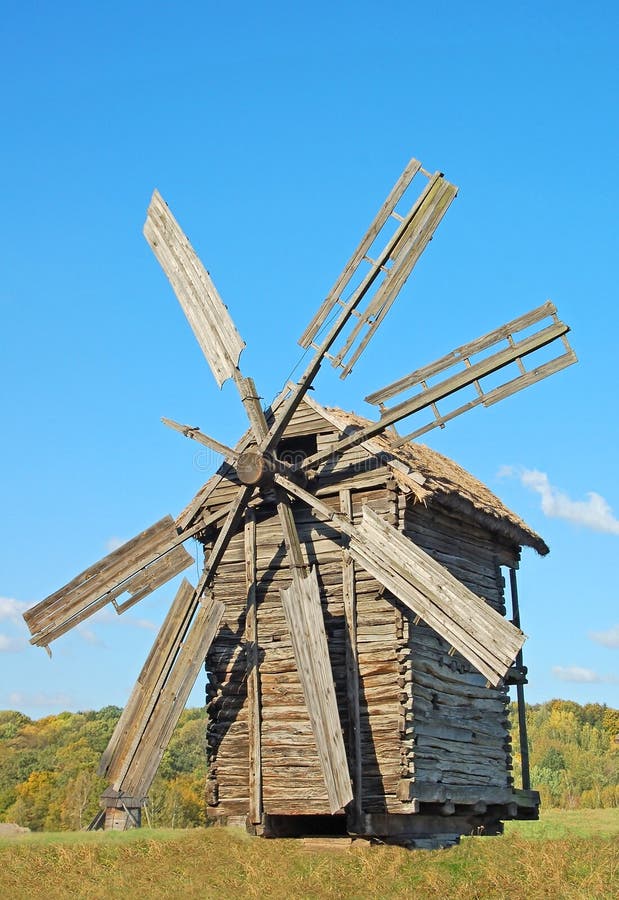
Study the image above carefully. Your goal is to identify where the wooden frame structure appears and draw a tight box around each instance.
[20,157,575,844]
[200,396,544,844]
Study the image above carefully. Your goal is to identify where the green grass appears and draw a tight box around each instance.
[506,807,619,839]
[0,811,617,899]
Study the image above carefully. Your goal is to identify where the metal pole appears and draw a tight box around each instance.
[509,567,531,791]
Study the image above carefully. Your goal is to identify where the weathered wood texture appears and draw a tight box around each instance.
[340,489,362,821]
[280,568,353,813]
[205,476,413,817]
[299,161,457,379]
[202,400,523,823]
[244,510,262,824]
[403,503,513,798]
[24,516,193,648]
[348,506,524,686]
[99,579,224,798]
[144,190,245,388]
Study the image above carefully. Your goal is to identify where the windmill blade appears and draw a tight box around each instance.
[298,161,457,379]
[144,190,245,388]
[102,487,254,784]
[298,301,576,473]
[161,417,240,464]
[145,192,273,448]
[274,474,524,686]
[275,487,352,813]
[259,159,457,453]
[100,579,224,798]
[23,516,195,650]
[330,173,458,379]
[347,507,524,686]
[280,568,353,813]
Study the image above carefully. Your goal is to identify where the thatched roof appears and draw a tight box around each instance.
[308,400,549,557]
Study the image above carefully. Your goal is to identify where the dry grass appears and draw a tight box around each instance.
[0,811,617,899]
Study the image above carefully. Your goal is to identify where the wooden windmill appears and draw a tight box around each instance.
[23,159,576,844]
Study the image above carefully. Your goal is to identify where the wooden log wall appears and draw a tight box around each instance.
[403,502,515,802]
[205,529,251,818]
[203,401,522,823]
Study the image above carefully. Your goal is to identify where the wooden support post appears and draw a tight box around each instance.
[509,567,531,791]
[245,509,263,825]
[340,489,362,826]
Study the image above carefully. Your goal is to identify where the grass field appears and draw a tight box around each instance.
[0,810,617,899]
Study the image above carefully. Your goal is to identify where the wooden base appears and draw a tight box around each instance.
[207,789,540,848]
[104,807,142,830]
[100,788,144,830]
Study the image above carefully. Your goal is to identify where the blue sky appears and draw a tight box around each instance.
[1,1,618,718]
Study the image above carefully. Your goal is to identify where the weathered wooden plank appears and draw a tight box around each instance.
[118,591,225,797]
[342,486,362,819]
[299,158,423,349]
[366,301,562,404]
[244,510,262,824]
[112,543,194,614]
[349,507,524,685]
[99,578,200,782]
[161,417,240,463]
[334,175,458,377]
[24,516,192,647]
[144,190,245,387]
[280,568,353,813]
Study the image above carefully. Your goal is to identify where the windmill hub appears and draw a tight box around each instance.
[237,449,271,486]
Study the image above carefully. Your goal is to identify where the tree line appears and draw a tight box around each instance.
[0,699,617,830]
[511,700,619,809]
[0,706,207,830]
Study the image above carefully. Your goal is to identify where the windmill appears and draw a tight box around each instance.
[22,158,575,840]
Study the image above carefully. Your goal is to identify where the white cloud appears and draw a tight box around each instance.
[0,634,27,653]
[0,596,29,625]
[500,468,619,535]
[105,536,125,552]
[497,464,515,479]
[552,665,618,684]
[589,625,619,649]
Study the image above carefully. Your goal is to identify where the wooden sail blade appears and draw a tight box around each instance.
[332,175,458,378]
[298,302,575,473]
[258,160,457,454]
[366,300,572,405]
[98,578,198,781]
[161,417,240,463]
[280,568,353,813]
[298,165,456,378]
[348,507,524,686]
[111,544,195,615]
[273,475,524,686]
[396,350,577,443]
[144,190,245,388]
[23,516,194,649]
[100,580,224,798]
[121,596,224,798]
[299,158,424,349]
